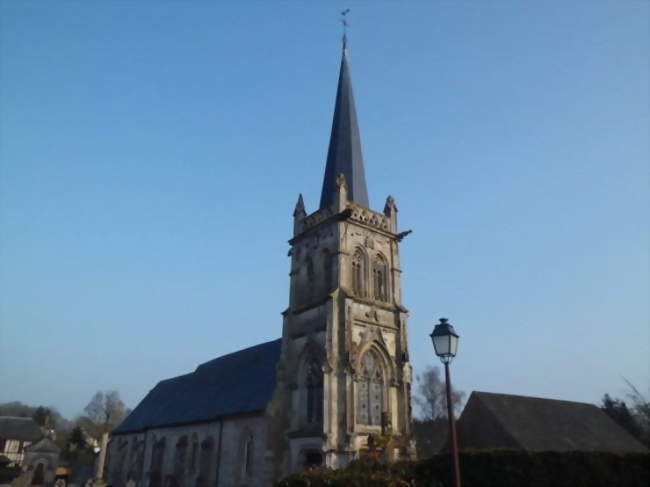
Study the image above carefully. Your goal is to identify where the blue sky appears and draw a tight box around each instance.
[1,1,648,420]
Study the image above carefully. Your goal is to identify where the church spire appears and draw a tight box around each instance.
[319,40,369,210]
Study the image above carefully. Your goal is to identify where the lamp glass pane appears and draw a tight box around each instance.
[449,334,459,356]
[433,334,450,356]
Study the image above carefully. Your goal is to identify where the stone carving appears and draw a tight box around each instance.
[302,207,334,232]
[364,309,379,322]
[336,173,348,189]
[359,325,385,347]
[350,206,390,231]
[381,412,393,436]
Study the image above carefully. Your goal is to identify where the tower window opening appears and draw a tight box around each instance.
[372,254,388,302]
[352,249,366,297]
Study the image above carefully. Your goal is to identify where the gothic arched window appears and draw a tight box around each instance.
[197,437,214,487]
[149,437,166,487]
[129,438,144,482]
[173,436,187,483]
[189,434,198,473]
[352,249,366,297]
[372,254,388,302]
[356,350,384,426]
[306,359,324,424]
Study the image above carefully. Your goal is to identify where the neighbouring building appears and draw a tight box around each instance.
[22,438,62,486]
[0,416,62,486]
[455,391,648,453]
[0,417,42,466]
[107,41,415,487]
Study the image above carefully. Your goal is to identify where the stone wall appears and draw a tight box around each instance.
[107,413,270,487]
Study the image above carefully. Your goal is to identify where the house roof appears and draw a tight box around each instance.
[24,437,60,453]
[113,339,282,434]
[456,391,648,453]
[319,48,369,210]
[0,417,42,442]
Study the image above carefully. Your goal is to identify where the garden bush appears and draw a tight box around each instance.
[277,450,650,487]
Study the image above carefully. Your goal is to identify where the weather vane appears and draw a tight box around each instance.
[341,9,350,50]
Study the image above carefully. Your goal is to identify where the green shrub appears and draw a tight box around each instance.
[277,451,650,487]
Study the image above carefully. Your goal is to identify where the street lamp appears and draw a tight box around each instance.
[430,318,461,487]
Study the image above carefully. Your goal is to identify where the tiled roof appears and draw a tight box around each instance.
[0,417,42,442]
[457,391,648,453]
[113,339,282,434]
[25,437,60,453]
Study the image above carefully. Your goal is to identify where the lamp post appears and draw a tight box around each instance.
[430,317,461,487]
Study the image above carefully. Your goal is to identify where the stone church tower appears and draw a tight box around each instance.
[268,45,414,473]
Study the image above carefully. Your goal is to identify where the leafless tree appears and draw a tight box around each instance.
[624,378,650,446]
[84,390,128,433]
[414,365,466,421]
[412,365,466,458]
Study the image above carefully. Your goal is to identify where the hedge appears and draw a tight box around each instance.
[277,450,650,487]
[0,464,22,484]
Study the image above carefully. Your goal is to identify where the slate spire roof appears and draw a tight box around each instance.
[319,47,370,210]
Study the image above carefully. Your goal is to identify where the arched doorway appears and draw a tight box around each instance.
[303,450,322,468]
[32,463,45,485]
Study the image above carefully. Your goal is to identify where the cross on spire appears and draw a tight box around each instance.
[341,9,350,50]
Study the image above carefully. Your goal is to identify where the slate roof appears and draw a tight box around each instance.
[456,391,648,453]
[24,437,60,453]
[0,417,42,442]
[319,48,370,210]
[113,339,282,434]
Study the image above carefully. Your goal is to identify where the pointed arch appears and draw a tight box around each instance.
[188,433,199,474]
[298,341,325,425]
[149,437,166,487]
[173,436,187,484]
[356,348,384,425]
[355,341,395,427]
[196,436,213,487]
[355,339,396,384]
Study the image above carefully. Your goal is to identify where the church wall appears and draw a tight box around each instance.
[214,414,269,487]
[108,413,270,487]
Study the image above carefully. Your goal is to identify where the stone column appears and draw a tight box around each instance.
[94,432,109,487]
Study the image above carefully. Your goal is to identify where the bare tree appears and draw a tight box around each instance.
[412,365,466,458]
[84,390,128,433]
[624,378,650,447]
[414,365,466,421]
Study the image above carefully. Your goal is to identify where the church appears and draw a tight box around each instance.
[107,41,415,487]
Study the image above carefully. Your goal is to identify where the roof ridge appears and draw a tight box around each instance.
[473,391,596,407]
[195,338,281,372]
